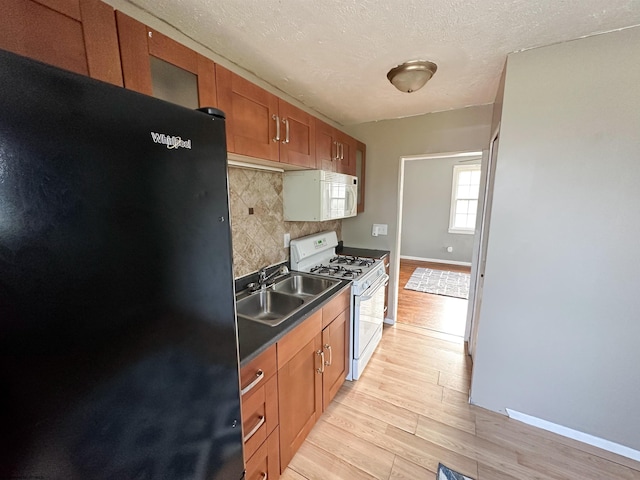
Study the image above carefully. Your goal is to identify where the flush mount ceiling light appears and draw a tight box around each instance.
[387,60,438,93]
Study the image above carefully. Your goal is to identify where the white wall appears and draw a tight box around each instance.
[343,105,493,320]
[401,158,478,263]
[470,26,640,451]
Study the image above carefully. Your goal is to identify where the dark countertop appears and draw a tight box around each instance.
[237,280,351,366]
[337,245,390,260]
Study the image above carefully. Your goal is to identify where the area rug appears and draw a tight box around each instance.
[437,463,475,480]
[404,268,470,299]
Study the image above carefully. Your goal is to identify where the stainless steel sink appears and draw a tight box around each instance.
[273,274,339,297]
[236,289,305,326]
[236,272,340,327]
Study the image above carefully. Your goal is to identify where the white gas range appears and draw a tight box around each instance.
[290,231,389,380]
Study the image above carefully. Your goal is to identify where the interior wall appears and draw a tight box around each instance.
[470,26,640,451]
[401,157,479,263]
[343,105,493,320]
[228,167,341,278]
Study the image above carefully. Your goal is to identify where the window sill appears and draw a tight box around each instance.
[448,228,475,235]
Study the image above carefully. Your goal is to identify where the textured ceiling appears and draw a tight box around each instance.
[127,0,640,125]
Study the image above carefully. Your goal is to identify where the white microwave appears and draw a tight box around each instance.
[283,170,358,221]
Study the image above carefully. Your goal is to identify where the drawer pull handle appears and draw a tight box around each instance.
[282,117,290,144]
[324,344,332,366]
[241,369,264,396]
[272,114,280,142]
[260,473,267,480]
[243,415,265,443]
[316,350,325,374]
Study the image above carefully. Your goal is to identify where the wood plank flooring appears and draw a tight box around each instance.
[280,260,640,480]
[397,259,471,337]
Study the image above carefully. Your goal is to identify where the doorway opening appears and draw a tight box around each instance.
[392,151,486,346]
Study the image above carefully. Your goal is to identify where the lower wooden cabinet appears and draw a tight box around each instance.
[240,288,351,477]
[245,427,280,480]
[322,308,349,409]
[277,310,323,469]
[242,374,278,461]
[240,344,279,478]
[276,290,351,473]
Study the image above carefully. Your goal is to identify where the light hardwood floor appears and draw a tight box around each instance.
[280,263,640,480]
[398,259,471,337]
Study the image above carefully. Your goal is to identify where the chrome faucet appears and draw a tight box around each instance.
[250,265,289,291]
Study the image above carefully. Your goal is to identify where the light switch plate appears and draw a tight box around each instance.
[372,224,388,236]
[378,224,388,235]
[284,233,291,247]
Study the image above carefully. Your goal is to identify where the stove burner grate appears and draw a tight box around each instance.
[330,255,375,268]
[310,263,364,278]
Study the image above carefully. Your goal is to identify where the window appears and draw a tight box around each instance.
[449,164,481,234]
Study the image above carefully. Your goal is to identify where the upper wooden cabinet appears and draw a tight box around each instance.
[2,0,364,176]
[315,119,338,171]
[115,12,216,108]
[0,0,123,85]
[315,120,357,175]
[338,131,357,176]
[216,65,316,168]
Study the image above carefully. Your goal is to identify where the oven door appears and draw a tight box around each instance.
[353,273,389,369]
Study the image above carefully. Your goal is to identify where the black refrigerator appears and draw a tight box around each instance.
[0,50,244,479]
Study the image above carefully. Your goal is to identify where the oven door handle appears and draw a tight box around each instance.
[359,273,389,301]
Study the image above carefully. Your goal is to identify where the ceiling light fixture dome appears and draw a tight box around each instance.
[387,60,438,93]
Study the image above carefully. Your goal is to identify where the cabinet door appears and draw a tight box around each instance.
[322,309,349,409]
[279,100,316,168]
[315,120,337,171]
[0,0,122,85]
[337,132,357,176]
[116,12,216,107]
[216,65,280,161]
[278,333,322,471]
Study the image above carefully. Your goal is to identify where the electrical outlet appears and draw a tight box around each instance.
[284,233,291,247]
[372,224,388,236]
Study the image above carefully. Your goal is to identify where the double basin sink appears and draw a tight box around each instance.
[236,272,340,327]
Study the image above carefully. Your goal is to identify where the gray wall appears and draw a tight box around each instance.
[470,26,640,451]
[401,158,479,263]
[343,105,493,320]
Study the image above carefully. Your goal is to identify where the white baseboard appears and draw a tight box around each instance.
[383,317,395,325]
[506,408,640,462]
[400,255,472,267]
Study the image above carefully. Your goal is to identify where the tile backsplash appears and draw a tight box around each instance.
[228,167,342,278]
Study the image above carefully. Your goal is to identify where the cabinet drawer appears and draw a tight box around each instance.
[241,344,277,397]
[242,374,278,462]
[245,427,280,480]
[322,288,350,328]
